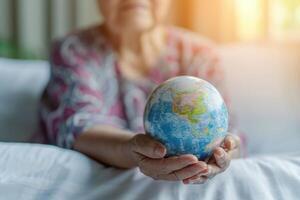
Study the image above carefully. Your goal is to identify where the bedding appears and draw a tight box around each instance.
[0,142,299,200]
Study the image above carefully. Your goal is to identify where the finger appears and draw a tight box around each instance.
[183,175,208,184]
[171,161,208,180]
[223,134,240,151]
[132,134,166,158]
[155,162,207,181]
[189,177,208,184]
[138,154,198,176]
[214,147,230,169]
[153,172,178,181]
[205,163,222,179]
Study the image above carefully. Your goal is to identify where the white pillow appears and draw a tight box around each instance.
[0,58,50,142]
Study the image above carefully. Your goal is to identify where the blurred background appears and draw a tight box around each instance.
[1,0,300,58]
[0,0,299,155]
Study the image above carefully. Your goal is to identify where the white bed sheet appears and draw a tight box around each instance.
[0,142,299,200]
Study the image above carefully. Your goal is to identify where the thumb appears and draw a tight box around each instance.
[131,134,166,159]
[223,134,240,151]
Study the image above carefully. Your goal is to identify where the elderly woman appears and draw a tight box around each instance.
[40,0,241,184]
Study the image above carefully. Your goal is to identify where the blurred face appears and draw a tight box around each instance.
[98,0,170,33]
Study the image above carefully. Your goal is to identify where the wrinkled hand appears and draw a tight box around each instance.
[127,133,240,184]
[128,134,208,181]
[182,133,241,184]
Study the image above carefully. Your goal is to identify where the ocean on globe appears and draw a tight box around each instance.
[143,76,228,160]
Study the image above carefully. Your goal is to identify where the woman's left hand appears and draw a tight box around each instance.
[183,133,241,184]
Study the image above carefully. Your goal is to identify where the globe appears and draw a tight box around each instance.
[143,76,228,160]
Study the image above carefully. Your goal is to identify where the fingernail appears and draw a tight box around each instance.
[199,168,208,174]
[184,179,193,184]
[186,159,197,165]
[216,149,224,157]
[155,145,164,156]
[198,162,207,170]
[226,138,234,149]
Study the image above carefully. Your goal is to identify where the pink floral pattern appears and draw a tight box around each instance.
[39,26,232,149]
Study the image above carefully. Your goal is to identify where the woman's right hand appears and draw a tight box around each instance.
[126,134,209,183]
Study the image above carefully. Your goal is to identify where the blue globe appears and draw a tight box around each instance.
[143,76,228,160]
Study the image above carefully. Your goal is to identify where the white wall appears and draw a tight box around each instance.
[220,43,300,155]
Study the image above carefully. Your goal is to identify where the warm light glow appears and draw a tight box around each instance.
[297,6,300,23]
[234,0,300,41]
[235,0,265,41]
[270,0,300,39]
